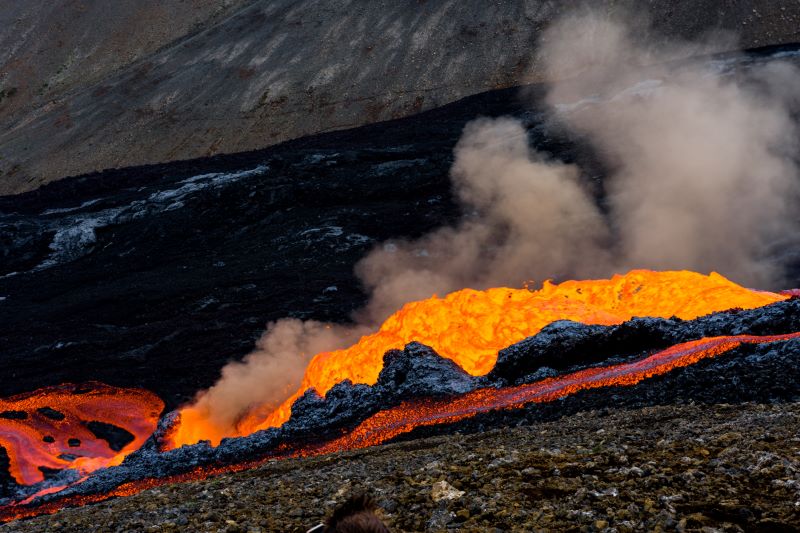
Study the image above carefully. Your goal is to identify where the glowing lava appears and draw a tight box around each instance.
[299,332,800,455]
[0,383,163,486]
[4,330,797,524]
[168,270,788,447]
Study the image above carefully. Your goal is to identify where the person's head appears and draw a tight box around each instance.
[308,494,389,533]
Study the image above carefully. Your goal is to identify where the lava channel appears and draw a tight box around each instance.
[168,270,788,447]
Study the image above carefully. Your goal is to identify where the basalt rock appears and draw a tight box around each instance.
[488,298,800,386]
[0,450,14,501]
[376,342,476,398]
[285,382,376,435]
[286,342,477,434]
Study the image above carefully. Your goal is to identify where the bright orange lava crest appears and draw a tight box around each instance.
[167,270,788,448]
[0,383,163,486]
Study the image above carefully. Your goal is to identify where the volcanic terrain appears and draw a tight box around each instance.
[4,402,800,532]
[1,24,800,532]
[3,0,800,194]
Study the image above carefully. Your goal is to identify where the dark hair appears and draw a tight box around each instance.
[325,494,389,533]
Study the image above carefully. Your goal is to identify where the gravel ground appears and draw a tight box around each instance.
[3,401,800,532]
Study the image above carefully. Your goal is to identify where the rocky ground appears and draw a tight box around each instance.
[3,401,799,532]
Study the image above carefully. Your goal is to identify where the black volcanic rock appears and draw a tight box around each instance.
[377,342,476,398]
[285,382,376,434]
[36,408,65,421]
[86,422,135,452]
[488,321,612,385]
[488,299,800,386]
[0,449,14,501]
[286,342,477,434]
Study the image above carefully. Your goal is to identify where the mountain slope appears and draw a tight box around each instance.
[2,0,800,194]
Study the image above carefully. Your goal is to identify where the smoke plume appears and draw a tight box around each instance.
[539,12,800,287]
[355,116,614,322]
[180,11,800,440]
[181,319,369,439]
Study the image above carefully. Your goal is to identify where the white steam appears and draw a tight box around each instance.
[181,12,800,438]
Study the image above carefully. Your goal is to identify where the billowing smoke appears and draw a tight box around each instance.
[355,116,614,322]
[180,319,369,440]
[359,13,800,319]
[179,11,800,440]
[539,12,800,287]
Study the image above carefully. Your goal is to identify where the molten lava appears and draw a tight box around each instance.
[168,270,788,447]
[300,332,800,455]
[4,330,797,524]
[0,383,163,486]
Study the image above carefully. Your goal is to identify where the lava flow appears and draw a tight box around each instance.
[4,330,797,524]
[0,383,163,486]
[168,270,788,447]
[300,331,800,455]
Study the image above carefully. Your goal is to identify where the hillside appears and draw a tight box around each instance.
[1,0,800,194]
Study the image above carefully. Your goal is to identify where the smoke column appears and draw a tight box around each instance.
[355,115,614,322]
[176,320,370,441]
[539,11,800,287]
[178,11,800,441]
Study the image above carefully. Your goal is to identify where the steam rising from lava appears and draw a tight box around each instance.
[539,12,800,285]
[356,116,613,322]
[172,320,370,445]
[173,13,800,444]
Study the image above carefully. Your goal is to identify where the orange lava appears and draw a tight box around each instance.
[4,330,797,524]
[0,383,163,486]
[302,332,800,455]
[168,270,788,447]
